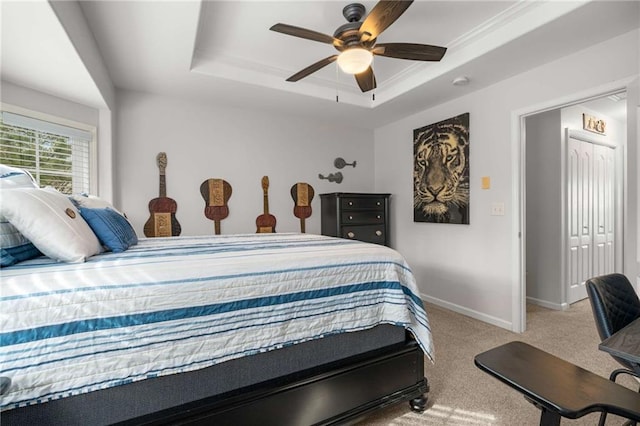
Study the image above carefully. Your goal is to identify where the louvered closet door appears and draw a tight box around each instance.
[566,134,615,304]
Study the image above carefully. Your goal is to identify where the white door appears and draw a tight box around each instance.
[567,136,592,303]
[566,132,615,304]
[592,144,615,276]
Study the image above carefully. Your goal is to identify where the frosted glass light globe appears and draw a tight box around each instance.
[337,48,373,74]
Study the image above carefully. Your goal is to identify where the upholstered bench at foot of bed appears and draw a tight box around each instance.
[474,341,640,426]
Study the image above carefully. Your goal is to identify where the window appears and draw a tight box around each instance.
[0,109,95,194]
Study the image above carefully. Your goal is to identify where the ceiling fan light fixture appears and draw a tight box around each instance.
[337,48,373,74]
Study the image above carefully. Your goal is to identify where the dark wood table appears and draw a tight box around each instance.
[599,317,640,364]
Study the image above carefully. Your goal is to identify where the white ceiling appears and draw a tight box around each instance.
[1,0,105,109]
[2,1,638,128]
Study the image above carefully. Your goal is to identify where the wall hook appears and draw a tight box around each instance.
[334,158,356,169]
[318,172,343,184]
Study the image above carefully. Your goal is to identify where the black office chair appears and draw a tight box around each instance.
[587,273,640,374]
[587,273,640,426]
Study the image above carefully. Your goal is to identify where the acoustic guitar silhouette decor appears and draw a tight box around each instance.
[290,182,314,233]
[256,176,276,233]
[200,178,232,235]
[143,152,181,237]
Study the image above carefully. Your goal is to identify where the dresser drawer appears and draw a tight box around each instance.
[342,225,386,245]
[341,211,384,225]
[340,197,385,211]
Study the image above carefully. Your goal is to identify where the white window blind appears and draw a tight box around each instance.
[0,111,92,194]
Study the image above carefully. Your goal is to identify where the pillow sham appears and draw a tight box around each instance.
[0,187,103,263]
[79,207,138,253]
[0,164,41,266]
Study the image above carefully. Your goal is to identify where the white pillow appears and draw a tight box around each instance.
[69,193,125,216]
[0,164,38,188]
[0,187,103,263]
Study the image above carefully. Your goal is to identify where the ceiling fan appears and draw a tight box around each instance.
[269,0,447,93]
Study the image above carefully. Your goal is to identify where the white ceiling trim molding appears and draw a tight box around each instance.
[191,52,372,108]
[372,0,591,106]
[446,0,541,50]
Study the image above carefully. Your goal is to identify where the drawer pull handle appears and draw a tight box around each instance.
[375,230,382,236]
[349,215,353,220]
[348,201,353,206]
[377,215,381,219]
[347,232,355,238]
[376,202,381,206]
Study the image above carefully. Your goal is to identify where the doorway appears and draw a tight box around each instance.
[521,91,627,323]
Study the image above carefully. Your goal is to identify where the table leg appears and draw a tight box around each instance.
[539,407,561,426]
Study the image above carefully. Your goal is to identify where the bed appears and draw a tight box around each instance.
[0,233,433,425]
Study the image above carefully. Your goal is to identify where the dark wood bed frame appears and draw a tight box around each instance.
[117,340,428,425]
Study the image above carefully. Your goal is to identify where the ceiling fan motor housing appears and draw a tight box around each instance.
[333,23,364,49]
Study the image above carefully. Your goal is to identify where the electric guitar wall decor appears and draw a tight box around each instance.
[256,176,276,233]
[143,152,181,237]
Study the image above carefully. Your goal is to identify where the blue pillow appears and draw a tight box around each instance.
[0,242,42,267]
[79,207,138,253]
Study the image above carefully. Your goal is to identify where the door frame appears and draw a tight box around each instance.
[511,77,634,333]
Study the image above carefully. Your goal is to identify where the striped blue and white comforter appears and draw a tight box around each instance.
[0,233,433,411]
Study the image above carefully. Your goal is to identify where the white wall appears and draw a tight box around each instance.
[48,0,117,202]
[525,109,562,307]
[373,29,639,330]
[116,90,375,237]
[1,81,99,126]
[48,1,114,110]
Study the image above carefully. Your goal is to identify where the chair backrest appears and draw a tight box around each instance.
[586,273,640,341]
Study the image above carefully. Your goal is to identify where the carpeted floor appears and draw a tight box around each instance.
[358,300,636,425]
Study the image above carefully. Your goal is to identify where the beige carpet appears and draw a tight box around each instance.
[358,300,636,425]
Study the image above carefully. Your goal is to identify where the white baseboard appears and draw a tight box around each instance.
[421,293,513,331]
[526,296,568,311]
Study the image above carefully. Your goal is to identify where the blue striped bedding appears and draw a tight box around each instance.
[0,233,433,411]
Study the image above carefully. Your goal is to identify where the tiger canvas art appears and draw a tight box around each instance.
[413,113,470,224]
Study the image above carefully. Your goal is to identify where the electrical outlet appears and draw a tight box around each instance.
[491,202,505,216]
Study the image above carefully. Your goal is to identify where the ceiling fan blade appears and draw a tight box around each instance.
[286,55,338,82]
[355,67,377,92]
[359,1,413,42]
[270,23,343,46]
[373,43,447,61]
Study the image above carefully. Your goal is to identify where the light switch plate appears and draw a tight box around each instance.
[481,176,491,189]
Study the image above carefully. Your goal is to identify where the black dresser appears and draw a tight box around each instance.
[320,193,390,246]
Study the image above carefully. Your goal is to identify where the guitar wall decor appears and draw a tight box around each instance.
[256,176,276,233]
[144,152,181,237]
[334,157,356,169]
[290,182,314,233]
[200,178,232,235]
[318,171,343,184]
